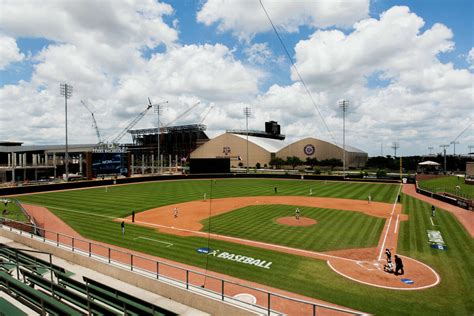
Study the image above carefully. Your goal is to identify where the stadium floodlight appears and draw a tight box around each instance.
[60,83,73,181]
[338,100,349,178]
[428,146,434,156]
[450,141,459,156]
[243,107,251,174]
[440,144,449,174]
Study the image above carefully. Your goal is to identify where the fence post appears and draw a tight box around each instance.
[267,293,271,316]
[156,262,159,279]
[186,270,189,289]
[108,248,111,263]
[89,243,91,257]
[56,233,59,246]
[131,254,133,271]
[72,237,74,252]
[221,280,224,301]
[313,304,316,316]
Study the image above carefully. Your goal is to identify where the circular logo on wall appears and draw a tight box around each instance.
[304,144,315,156]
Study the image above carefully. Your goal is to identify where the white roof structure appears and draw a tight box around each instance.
[418,161,441,166]
[232,134,288,153]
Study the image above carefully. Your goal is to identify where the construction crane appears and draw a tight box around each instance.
[80,100,103,144]
[164,101,200,127]
[199,104,214,124]
[111,102,155,144]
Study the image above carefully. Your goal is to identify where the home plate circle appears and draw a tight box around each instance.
[233,293,257,304]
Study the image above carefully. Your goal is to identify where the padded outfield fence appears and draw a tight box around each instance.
[0,218,363,316]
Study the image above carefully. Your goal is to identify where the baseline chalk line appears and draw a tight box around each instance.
[134,237,173,247]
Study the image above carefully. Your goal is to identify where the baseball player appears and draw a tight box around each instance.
[295,208,300,220]
[173,207,179,218]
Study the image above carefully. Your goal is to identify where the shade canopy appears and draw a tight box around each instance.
[418,160,441,166]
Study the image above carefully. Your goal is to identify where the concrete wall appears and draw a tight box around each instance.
[466,162,474,177]
[0,229,258,316]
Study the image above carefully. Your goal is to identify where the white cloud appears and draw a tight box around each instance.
[468,48,474,69]
[197,0,369,40]
[0,34,24,69]
[243,42,272,64]
[293,6,455,90]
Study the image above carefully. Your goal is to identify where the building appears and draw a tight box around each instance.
[0,142,96,182]
[190,122,368,168]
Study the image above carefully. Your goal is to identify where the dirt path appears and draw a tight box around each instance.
[403,184,474,238]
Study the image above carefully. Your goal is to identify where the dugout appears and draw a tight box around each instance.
[189,158,230,174]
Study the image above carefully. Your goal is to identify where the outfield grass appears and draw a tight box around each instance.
[418,175,474,197]
[201,204,384,251]
[1,199,29,222]
[10,179,473,315]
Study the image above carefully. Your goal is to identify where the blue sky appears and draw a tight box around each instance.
[0,0,472,156]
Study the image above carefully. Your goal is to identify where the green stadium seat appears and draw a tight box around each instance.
[0,271,82,315]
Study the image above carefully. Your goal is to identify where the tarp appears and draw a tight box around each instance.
[418,160,441,166]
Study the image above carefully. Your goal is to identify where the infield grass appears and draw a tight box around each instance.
[201,204,384,251]
[10,179,473,315]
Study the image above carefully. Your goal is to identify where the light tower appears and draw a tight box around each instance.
[150,98,167,174]
[60,83,73,181]
[243,107,251,174]
[450,141,460,156]
[440,144,449,174]
[338,100,349,178]
[428,146,434,156]
[391,142,399,158]
[469,145,474,156]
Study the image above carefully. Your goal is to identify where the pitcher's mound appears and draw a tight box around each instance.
[276,217,317,226]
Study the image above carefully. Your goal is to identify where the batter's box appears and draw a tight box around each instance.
[356,260,380,271]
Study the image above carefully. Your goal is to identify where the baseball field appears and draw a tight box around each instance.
[12,178,474,315]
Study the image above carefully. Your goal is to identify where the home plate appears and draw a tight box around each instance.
[356,261,379,271]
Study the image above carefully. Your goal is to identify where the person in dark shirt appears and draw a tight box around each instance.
[394,255,404,275]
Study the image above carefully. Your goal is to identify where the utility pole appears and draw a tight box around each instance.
[243,107,251,174]
[440,144,449,174]
[450,141,459,156]
[339,100,349,178]
[391,142,399,158]
[60,83,73,181]
[428,146,434,156]
[469,145,474,156]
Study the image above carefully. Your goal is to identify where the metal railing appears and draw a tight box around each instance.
[0,219,362,316]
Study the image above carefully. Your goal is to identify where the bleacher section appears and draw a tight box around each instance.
[0,244,177,316]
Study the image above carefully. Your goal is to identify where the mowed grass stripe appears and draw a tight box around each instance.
[201,205,384,252]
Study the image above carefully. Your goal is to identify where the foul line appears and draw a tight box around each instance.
[394,214,400,234]
[377,184,402,261]
[430,217,435,226]
[134,237,173,247]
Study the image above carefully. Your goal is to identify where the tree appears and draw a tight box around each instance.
[286,156,303,169]
[269,158,285,168]
[306,157,319,167]
[319,158,342,170]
